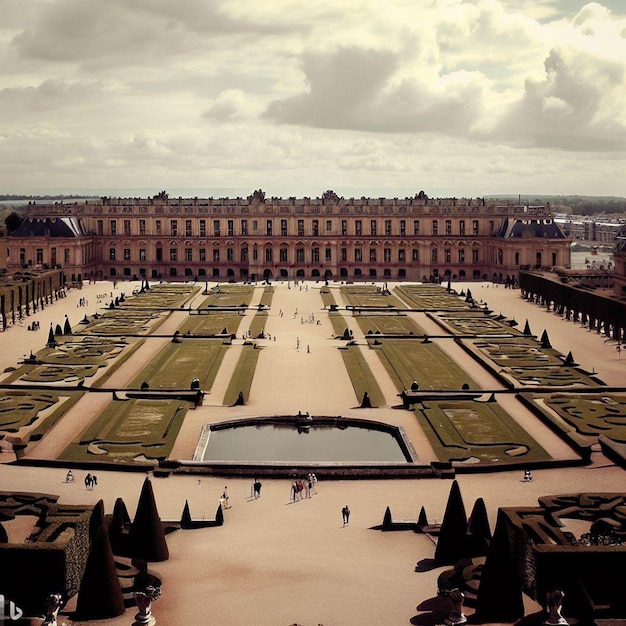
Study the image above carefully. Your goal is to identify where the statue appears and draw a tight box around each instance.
[545,589,568,625]
[438,587,467,626]
[321,190,340,205]
[247,189,266,204]
[133,584,162,626]
[42,592,63,626]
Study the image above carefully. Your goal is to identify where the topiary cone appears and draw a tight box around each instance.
[468,497,491,556]
[382,506,392,529]
[109,497,131,555]
[417,506,428,529]
[89,499,106,540]
[129,477,169,562]
[434,480,469,564]
[181,500,193,529]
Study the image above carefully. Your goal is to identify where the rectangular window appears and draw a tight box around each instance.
[445,220,452,235]
[445,249,451,263]
[412,249,419,261]
[252,247,258,260]
[341,248,347,262]
[472,220,479,235]
[139,249,146,261]
[199,220,206,237]
[472,249,479,263]
[170,248,178,262]
[281,219,288,236]
[139,219,146,236]
[186,220,193,237]
[296,248,305,263]
[97,220,104,236]
[252,220,258,231]
[369,248,377,262]
[155,220,162,235]
[489,220,494,235]
[227,220,234,237]
[227,248,234,261]
[413,220,420,235]
[354,248,362,262]
[241,247,248,262]
[266,219,273,236]
[355,220,362,236]
[432,220,438,235]
[213,249,220,262]
[64,248,70,262]
[185,248,193,262]
[459,220,465,236]
[341,220,347,236]
[384,220,392,236]
[536,252,542,267]
[384,248,391,262]
[214,220,221,236]
[399,220,406,236]
[279,248,288,262]
[124,248,131,261]
[312,247,319,263]
[36,248,43,265]
[398,249,405,262]
[297,219,305,237]
[458,249,465,263]
[370,220,377,235]
[124,219,131,236]
[312,220,319,236]
[110,220,117,235]
[241,219,248,235]
[109,248,116,261]
[325,247,331,261]
[431,248,438,263]
[514,252,520,265]
[170,220,178,236]
[265,248,273,263]
[199,248,206,262]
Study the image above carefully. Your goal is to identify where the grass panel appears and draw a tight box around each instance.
[223,344,261,406]
[338,346,386,407]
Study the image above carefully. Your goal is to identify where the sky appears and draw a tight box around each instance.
[1,0,625,198]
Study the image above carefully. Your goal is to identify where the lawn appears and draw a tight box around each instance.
[353,314,426,336]
[178,312,244,336]
[395,285,468,310]
[341,285,406,308]
[222,344,261,406]
[338,345,386,407]
[198,285,255,308]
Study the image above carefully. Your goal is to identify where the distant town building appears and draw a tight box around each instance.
[555,215,625,244]
[614,224,626,298]
[5,190,570,283]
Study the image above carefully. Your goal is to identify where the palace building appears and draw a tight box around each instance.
[6,190,570,283]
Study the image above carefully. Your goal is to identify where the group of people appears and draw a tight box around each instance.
[290,473,317,501]
[64,470,98,489]
[27,321,41,331]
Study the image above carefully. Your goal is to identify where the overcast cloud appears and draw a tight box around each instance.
[0,0,625,197]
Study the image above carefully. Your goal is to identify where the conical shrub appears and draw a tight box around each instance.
[468,497,491,556]
[434,480,468,564]
[109,497,131,555]
[129,478,169,562]
[541,329,552,349]
[89,500,106,540]
[180,500,193,529]
[382,507,392,529]
[417,506,428,529]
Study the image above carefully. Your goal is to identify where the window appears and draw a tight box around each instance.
[199,248,206,262]
[124,219,131,236]
[124,248,131,261]
[213,220,220,236]
[97,220,103,235]
[400,220,406,236]
[312,247,319,263]
[241,219,248,235]
[412,249,419,261]
[241,247,248,262]
[110,220,117,235]
[109,247,116,261]
[369,248,377,262]
[354,248,362,262]
[398,249,405,262]
[458,249,465,263]
[341,220,347,236]
[64,248,70,262]
[296,248,305,263]
[213,249,220,262]
[170,220,178,236]
[227,248,234,261]
[355,220,362,236]
[341,248,347,262]
[155,220,162,235]
[139,219,146,236]
[489,220,494,235]
[472,220,479,235]
[297,219,304,237]
[312,220,319,236]
[472,249,479,263]
[170,248,178,262]
[413,220,419,236]
[459,220,465,236]
[139,249,146,261]
[384,248,391,262]
[279,248,288,262]
[252,220,258,231]
[36,248,43,265]
[431,248,438,262]
[227,220,234,236]
[514,252,520,265]
[281,219,288,236]
[252,246,258,261]
[325,247,331,261]
[326,220,332,231]
[199,220,206,237]
[185,220,193,237]
[432,220,438,235]
[265,248,273,263]
[51,248,56,266]
[445,220,452,235]
[536,252,542,267]
[185,248,193,262]
[445,249,451,263]
[384,220,392,236]
[156,247,163,262]
[266,219,273,236]
[370,220,377,235]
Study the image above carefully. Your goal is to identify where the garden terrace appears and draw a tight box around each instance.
[61,397,190,463]
[198,285,256,308]
[429,311,523,336]
[121,283,199,308]
[460,337,563,369]
[76,309,166,335]
[415,399,551,466]
[353,313,426,336]
[178,312,244,336]
[395,284,470,310]
[340,285,406,308]
[497,365,602,389]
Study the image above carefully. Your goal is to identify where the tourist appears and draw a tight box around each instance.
[84,473,92,489]
[290,481,297,502]
[523,469,532,482]
[221,486,231,509]
[342,505,350,526]
[307,473,314,496]
[253,478,262,498]
[92,474,98,487]
[65,470,74,483]
[307,344,310,353]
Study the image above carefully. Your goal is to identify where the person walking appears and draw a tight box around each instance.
[253,478,262,498]
[221,486,231,508]
[342,505,350,526]
[84,473,92,489]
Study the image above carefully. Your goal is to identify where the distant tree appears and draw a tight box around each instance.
[4,211,23,233]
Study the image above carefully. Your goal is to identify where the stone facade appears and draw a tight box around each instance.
[6,190,570,282]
